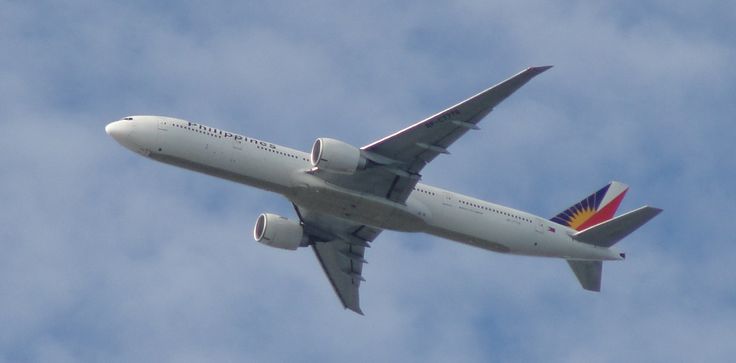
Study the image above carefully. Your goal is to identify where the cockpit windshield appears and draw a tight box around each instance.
[122,117,133,121]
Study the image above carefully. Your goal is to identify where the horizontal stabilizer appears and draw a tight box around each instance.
[573,206,662,248]
[567,260,602,291]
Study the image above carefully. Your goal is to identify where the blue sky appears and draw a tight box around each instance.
[1,1,735,362]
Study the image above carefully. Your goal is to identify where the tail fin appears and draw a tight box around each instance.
[550,181,629,231]
[567,206,662,291]
[557,183,663,292]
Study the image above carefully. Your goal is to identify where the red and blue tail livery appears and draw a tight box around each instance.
[550,181,629,231]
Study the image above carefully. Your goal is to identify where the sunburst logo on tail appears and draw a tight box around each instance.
[566,207,597,230]
[550,182,629,231]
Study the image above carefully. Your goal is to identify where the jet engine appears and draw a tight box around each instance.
[253,213,304,250]
[310,138,366,174]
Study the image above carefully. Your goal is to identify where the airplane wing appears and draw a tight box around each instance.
[300,66,550,313]
[316,66,552,204]
[294,204,381,314]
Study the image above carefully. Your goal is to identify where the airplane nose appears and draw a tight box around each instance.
[105,119,154,156]
[105,120,132,141]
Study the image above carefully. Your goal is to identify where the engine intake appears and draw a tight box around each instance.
[310,138,366,174]
[253,213,304,250]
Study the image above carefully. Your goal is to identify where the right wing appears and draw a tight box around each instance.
[294,204,381,315]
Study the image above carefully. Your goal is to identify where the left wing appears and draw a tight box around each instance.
[294,204,381,314]
[362,66,552,175]
[315,66,552,204]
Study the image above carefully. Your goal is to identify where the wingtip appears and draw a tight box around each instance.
[529,65,553,73]
[348,306,365,315]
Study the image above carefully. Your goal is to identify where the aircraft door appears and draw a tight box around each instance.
[158,118,169,131]
[442,191,454,207]
[155,118,170,154]
[534,217,545,233]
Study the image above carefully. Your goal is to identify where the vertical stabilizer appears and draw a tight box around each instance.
[551,181,628,231]
[557,183,661,292]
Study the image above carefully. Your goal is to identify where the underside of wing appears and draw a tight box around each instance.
[312,239,366,314]
[295,204,381,314]
[362,66,552,175]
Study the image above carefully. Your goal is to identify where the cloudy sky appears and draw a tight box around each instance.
[2,0,735,362]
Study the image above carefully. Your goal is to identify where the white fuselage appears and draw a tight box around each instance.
[106,116,622,261]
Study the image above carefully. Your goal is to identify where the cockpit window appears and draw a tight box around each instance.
[122,117,133,121]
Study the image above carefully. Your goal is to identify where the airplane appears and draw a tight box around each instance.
[105,66,661,314]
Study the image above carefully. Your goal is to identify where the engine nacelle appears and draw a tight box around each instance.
[310,138,366,174]
[253,213,304,250]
